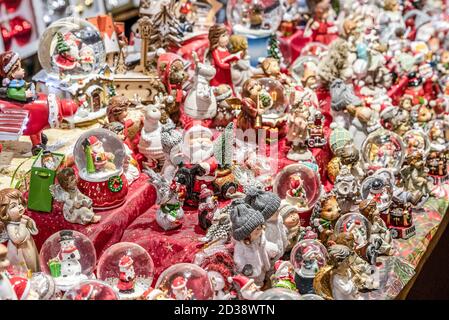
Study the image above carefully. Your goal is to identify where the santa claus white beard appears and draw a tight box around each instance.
[91,144,105,154]
[188,142,214,164]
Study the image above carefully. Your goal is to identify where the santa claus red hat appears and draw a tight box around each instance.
[9,276,30,300]
[274,260,290,273]
[171,276,187,290]
[232,275,254,291]
[199,184,214,200]
[87,136,100,145]
[119,255,134,269]
[0,51,20,78]
[157,52,184,85]
[142,287,165,300]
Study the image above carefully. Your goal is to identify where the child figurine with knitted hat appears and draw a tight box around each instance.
[0,51,35,102]
[244,186,286,262]
[230,198,271,286]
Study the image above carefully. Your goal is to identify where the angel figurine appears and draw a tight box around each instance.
[50,168,101,225]
[144,168,186,231]
[0,188,40,272]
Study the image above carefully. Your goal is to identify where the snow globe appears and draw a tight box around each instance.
[29,272,57,300]
[402,129,430,157]
[63,280,119,300]
[258,77,288,131]
[73,127,128,210]
[39,230,96,291]
[33,17,111,127]
[427,119,449,151]
[155,263,214,300]
[273,163,321,226]
[257,288,301,300]
[334,213,372,250]
[361,128,405,174]
[227,0,283,66]
[291,239,327,294]
[300,293,325,300]
[97,242,155,300]
[360,170,394,213]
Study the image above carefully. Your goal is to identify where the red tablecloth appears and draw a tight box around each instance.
[26,173,156,256]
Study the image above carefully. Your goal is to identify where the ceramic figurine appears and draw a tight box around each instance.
[0,51,35,102]
[426,148,449,184]
[286,90,313,161]
[229,35,254,96]
[184,52,217,120]
[201,251,235,300]
[333,166,360,214]
[360,172,394,214]
[304,0,338,45]
[278,201,301,251]
[317,39,353,86]
[314,244,363,300]
[380,106,411,136]
[117,255,136,294]
[400,151,434,197]
[330,79,373,150]
[271,260,297,291]
[171,276,194,300]
[138,96,165,170]
[285,173,309,209]
[386,187,421,239]
[260,57,292,86]
[306,111,327,148]
[50,168,101,225]
[0,188,39,272]
[244,187,285,262]
[280,0,301,36]
[359,199,393,256]
[199,209,232,245]
[208,24,242,91]
[310,193,341,243]
[236,78,268,131]
[198,185,219,231]
[83,135,116,174]
[230,199,271,286]
[212,84,237,129]
[157,53,188,125]
[231,275,262,300]
[144,168,186,231]
[160,122,184,182]
[41,151,57,170]
[0,244,17,300]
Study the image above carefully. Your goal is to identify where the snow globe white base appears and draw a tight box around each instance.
[54,274,89,292]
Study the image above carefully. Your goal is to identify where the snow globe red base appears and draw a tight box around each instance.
[73,128,129,210]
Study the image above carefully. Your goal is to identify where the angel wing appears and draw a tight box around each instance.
[313,265,334,300]
[49,184,68,202]
[143,168,170,204]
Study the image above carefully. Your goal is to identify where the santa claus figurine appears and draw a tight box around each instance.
[271,260,297,291]
[9,276,33,300]
[0,51,35,102]
[171,276,193,300]
[83,135,116,174]
[198,185,219,230]
[232,275,262,300]
[117,255,136,294]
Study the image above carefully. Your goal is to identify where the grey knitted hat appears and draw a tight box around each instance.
[244,186,281,220]
[230,199,265,241]
[161,122,183,154]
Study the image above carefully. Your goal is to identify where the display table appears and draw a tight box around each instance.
[26,173,156,256]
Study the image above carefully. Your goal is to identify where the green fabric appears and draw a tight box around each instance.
[7,87,26,102]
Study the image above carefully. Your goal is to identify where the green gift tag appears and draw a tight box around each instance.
[48,260,61,278]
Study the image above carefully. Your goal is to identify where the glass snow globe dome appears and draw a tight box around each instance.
[273,163,321,212]
[73,128,126,182]
[291,239,327,279]
[257,288,301,300]
[227,0,283,37]
[334,213,372,250]
[155,263,214,300]
[97,242,155,300]
[39,230,96,291]
[63,280,119,300]
[258,77,288,121]
[38,17,106,80]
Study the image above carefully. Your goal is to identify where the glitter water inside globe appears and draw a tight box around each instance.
[63,280,119,300]
[97,242,155,300]
[39,230,97,291]
[227,0,283,37]
[73,128,126,182]
[290,239,327,278]
[38,17,106,79]
[155,263,214,300]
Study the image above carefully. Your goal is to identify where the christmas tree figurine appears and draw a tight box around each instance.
[148,0,184,51]
[267,34,283,65]
[214,123,234,170]
[82,139,96,174]
[56,32,70,54]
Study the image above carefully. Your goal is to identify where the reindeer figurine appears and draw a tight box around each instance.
[184,52,218,120]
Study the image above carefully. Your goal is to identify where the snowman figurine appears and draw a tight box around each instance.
[52,230,87,290]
